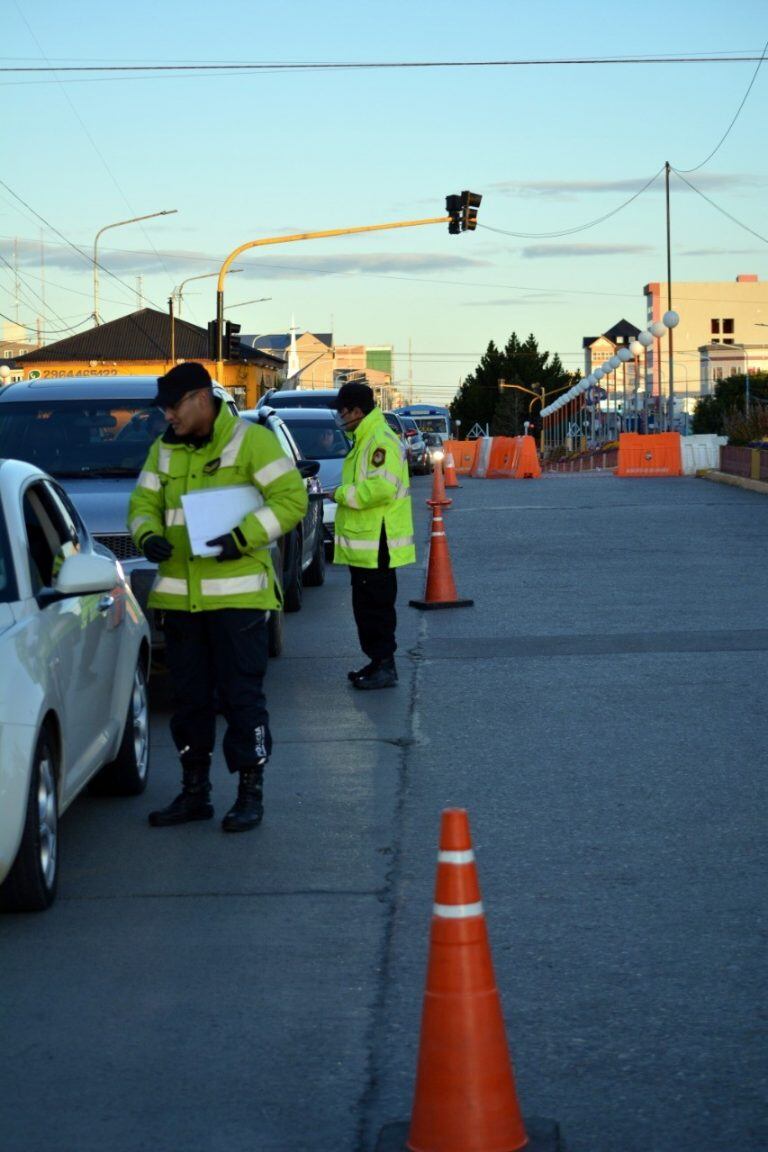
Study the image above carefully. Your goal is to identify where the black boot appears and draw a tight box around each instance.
[353,658,398,690]
[221,765,264,833]
[348,661,375,683]
[148,760,214,827]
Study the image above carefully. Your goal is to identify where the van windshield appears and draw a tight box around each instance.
[0,400,166,477]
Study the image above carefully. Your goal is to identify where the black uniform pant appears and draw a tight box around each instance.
[349,529,397,663]
[163,609,271,775]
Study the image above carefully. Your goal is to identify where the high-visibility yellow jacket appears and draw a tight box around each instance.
[128,402,307,613]
[333,407,415,568]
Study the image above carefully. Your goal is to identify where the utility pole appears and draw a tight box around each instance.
[408,338,413,404]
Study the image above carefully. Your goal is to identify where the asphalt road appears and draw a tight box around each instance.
[1,470,766,1152]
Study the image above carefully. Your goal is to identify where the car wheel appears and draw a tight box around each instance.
[0,728,59,912]
[268,607,284,657]
[283,530,303,613]
[90,660,150,796]
[303,526,326,587]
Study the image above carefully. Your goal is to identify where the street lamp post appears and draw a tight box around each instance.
[93,209,177,324]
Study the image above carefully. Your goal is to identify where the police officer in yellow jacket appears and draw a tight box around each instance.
[329,382,415,690]
[128,362,307,832]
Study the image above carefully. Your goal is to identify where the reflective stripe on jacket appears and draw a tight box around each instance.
[127,402,308,612]
[333,407,415,569]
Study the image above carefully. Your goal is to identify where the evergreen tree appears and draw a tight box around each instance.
[450,331,575,436]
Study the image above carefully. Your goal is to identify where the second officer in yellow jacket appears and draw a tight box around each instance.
[329,382,415,690]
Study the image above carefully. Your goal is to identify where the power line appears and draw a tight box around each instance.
[479,167,664,240]
[11,2,179,309]
[0,178,168,312]
[0,53,764,74]
[672,170,768,245]
[0,310,93,336]
[676,36,768,172]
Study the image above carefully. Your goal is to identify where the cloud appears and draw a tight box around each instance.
[0,238,491,279]
[521,243,653,259]
[489,173,766,200]
[681,246,762,257]
[464,294,562,307]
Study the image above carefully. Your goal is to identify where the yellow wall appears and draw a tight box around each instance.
[22,358,281,409]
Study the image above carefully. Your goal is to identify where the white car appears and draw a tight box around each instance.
[0,458,151,912]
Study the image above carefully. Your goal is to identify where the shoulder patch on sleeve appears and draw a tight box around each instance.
[371,447,386,467]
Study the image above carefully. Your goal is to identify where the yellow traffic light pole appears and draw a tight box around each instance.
[499,381,573,453]
[215,212,455,378]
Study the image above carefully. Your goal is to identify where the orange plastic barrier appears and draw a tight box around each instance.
[444,440,476,475]
[406,809,528,1152]
[617,432,682,477]
[486,436,541,479]
[470,437,493,478]
[487,436,517,477]
[513,434,542,479]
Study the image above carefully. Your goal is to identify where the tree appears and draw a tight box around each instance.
[692,370,768,440]
[450,331,575,437]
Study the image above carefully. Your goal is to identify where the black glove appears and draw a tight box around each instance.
[141,534,173,563]
[205,532,242,563]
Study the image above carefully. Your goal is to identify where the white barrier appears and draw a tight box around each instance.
[681,434,728,475]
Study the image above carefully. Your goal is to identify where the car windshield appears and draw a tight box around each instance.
[0,400,166,477]
[280,419,351,460]
[0,508,18,603]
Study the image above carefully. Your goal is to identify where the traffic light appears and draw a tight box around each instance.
[445,194,462,235]
[207,319,219,361]
[460,190,482,231]
[223,320,241,361]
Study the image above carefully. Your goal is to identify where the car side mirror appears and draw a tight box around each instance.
[297,459,320,478]
[55,552,119,596]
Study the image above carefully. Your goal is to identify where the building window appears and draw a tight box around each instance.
[723,318,734,334]
[712,339,720,344]
[714,368,724,381]
[723,338,734,345]
[711,319,720,334]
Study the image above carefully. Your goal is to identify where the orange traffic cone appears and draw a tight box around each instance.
[406,810,528,1152]
[427,458,452,508]
[443,449,461,489]
[409,506,473,610]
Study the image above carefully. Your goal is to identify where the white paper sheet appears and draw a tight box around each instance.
[181,485,264,557]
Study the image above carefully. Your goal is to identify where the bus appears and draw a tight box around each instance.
[393,404,453,442]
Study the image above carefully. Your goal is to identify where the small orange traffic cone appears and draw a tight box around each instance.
[443,448,461,489]
[426,458,452,508]
[406,810,528,1152]
[409,506,473,610]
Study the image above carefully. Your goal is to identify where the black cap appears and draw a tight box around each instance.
[331,381,375,414]
[153,362,213,407]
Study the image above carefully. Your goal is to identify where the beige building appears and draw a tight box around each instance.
[699,341,768,393]
[644,274,768,398]
[247,331,401,406]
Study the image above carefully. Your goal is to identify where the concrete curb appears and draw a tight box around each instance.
[698,469,768,496]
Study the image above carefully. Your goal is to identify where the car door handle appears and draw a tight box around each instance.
[97,594,115,613]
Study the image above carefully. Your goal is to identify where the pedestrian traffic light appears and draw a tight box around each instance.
[223,320,241,361]
[460,190,482,231]
[207,319,219,361]
[445,194,462,235]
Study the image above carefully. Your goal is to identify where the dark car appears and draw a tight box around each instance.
[260,407,352,554]
[0,376,319,657]
[240,407,325,612]
[257,388,340,410]
[398,414,431,475]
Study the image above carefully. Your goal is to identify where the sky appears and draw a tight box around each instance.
[2,0,767,404]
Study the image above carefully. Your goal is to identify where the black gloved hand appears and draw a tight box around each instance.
[205,532,241,563]
[141,534,174,563]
